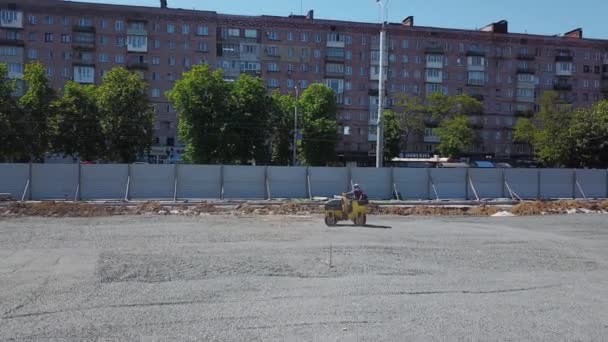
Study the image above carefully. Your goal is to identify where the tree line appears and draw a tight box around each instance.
[0,62,154,163]
[514,91,608,167]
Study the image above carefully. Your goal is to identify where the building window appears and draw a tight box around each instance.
[98,36,106,45]
[415,56,422,64]
[287,32,294,41]
[44,16,54,25]
[73,66,94,83]
[345,35,353,44]
[594,80,600,88]
[182,25,190,34]
[267,63,279,72]
[44,32,53,42]
[244,29,257,38]
[267,79,279,87]
[115,55,124,64]
[300,80,308,88]
[345,66,352,75]
[268,31,279,40]
[151,56,160,65]
[45,67,53,77]
[151,88,160,97]
[583,80,589,88]
[99,53,108,63]
[227,28,239,37]
[115,20,124,31]
[28,15,37,25]
[27,32,36,41]
[345,51,352,60]
[27,49,38,59]
[116,37,125,46]
[166,24,175,33]
[287,79,294,88]
[183,40,190,49]
[167,56,176,66]
[61,34,70,43]
[198,41,208,52]
[301,32,308,42]
[168,40,175,49]
[196,26,209,36]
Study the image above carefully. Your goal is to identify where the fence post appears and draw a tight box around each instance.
[501,168,506,199]
[173,163,178,202]
[389,167,395,200]
[537,169,542,200]
[219,165,224,200]
[465,168,470,200]
[75,163,81,201]
[306,167,312,200]
[124,164,131,201]
[264,166,270,200]
[347,166,352,192]
[571,169,576,199]
[28,162,33,200]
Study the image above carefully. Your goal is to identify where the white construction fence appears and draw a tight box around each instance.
[0,163,607,201]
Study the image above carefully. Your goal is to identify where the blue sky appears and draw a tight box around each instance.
[75,0,608,39]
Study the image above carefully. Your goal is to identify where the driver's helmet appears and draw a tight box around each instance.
[353,184,361,190]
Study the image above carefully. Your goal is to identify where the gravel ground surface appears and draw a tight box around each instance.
[0,214,607,341]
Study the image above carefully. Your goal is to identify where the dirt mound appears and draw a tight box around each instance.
[273,203,323,215]
[511,200,605,216]
[3,201,127,217]
[467,205,503,216]
[191,203,225,214]
[134,201,164,214]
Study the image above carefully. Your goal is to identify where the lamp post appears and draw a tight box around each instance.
[375,0,389,168]
[293,83,299,166]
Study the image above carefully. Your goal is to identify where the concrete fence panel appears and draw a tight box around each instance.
[468,169,503,200]
[504,169,539,199]
[176,165,221,199]
[0,164,29,200]
[267,166,307,199]
[430,168,467,199]
[540,169,574,199]
[81,164,128,200]
[308,167,349,198]
[393,168,429,200]
[223,165,266,199]
[350,167,392,199]
[31,164,78,200]
[574,169,607,199]
[129,164,174,199]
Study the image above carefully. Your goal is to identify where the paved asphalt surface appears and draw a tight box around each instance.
[0,214,607,341]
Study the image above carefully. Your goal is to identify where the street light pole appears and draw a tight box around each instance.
[293,84,299,166]
[376,0,388,168]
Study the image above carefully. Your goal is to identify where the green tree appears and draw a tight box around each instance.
[97,67,154,163]
[228,74,272,164]
[0,64,22,162]
[436,115,475,158]
[52,81,105,161]
[569,100,608,167]
[270,91,296,165]
[393,93,482,152]
[383,109,401,160]
[393,94,426,150]
[19,62,55,161]
[298,83,340,166]
[167,65,231,164]
[513,91,573,166]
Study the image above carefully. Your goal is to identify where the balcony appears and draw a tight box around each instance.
[601,80,608,93]
[72,41,96,51]
[126,61,148,70]
[553,83,573,91]
[516,67,535,74]
[127,28,147,36]
[517,53,535,61]
[325,71,345,78]
[515,110,534,118]
[466,49,486,57]
[470,94,484,102]
[0,38,24,46]
[326,40,345,48]
[467,79,485,87]
[241,69,261,76]
[72,25,96,33]
[325,54,345,62]
[424,135,441,143]
[425,45,444,54]
[555,55,573,62]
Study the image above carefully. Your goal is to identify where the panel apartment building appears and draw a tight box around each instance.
[1,0,607,164]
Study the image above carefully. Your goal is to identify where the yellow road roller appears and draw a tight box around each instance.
[324,194,368,226]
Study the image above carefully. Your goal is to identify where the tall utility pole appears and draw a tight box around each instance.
[293,84,299,166]
[376,0,388,168]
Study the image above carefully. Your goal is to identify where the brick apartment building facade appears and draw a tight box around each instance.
[1,0,608,164]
